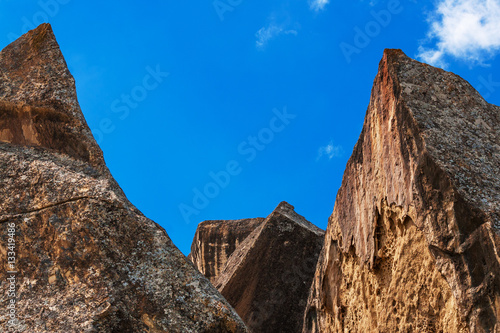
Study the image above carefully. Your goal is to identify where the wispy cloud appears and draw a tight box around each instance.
[418,0,500,68]
[310,0,330,11]
[255,24,298,49]
[317,140,343,160]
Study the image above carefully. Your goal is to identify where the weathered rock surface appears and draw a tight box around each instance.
[0,24,249,333]
[190,202,325,333]
[303,49,500,333]
[188,218,265,284]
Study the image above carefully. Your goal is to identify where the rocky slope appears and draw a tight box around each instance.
[0,24,248,333]
[188,218,265,284]
[191,202,325,333]
[303,50,500,333]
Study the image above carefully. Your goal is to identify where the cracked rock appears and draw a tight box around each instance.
[0,24,248,333]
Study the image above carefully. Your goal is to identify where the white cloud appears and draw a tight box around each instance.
[310,0,330,11]
[255,24,297,49]
[418,0,500,67]
[317,140,343,160]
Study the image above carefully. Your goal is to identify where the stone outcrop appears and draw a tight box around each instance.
[303,50,500,333]
[191,202,325,333]
[188,218,265,284]
[0,24,248,333]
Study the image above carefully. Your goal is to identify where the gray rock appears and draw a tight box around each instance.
[0,23,248,333]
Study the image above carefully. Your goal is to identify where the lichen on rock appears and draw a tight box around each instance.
[0,24,248,333]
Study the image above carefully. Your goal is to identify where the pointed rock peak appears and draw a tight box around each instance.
[382,48,407,62]
[379,48,429,70]
[0,24,58,75]
[375,49,446,93]
[6,23,57,57]
[271,201,324,236]
[373,49,414,91]
[275,200,295,212]
[1,23,60,77]
[0,24,106,169]
[304,50,499,333]
[206,202,325,332]
[0,24,250,332]
[0,23,75,107]
[377,49,499,227]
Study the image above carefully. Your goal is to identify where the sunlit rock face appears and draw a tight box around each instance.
[303,49,500,333]
[0,24,249,333]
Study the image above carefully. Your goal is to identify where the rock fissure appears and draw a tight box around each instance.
[0,196,112,223]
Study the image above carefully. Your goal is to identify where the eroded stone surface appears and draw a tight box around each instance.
[193,202,325,333]
[189,218,265,284]
[0,24,104,169]
[303,50,500,333]
[0,24,248,333]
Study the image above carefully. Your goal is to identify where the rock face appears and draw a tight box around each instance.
[191,202,325,333]
[0,24,248,333]
[188,218,265,284]
[303,50,500,333]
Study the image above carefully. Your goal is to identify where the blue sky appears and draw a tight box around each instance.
[1,0,499,255]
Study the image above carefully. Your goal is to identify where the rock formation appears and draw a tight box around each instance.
[303,50,500,333]
[0,24,248,333]
[190,202,325,333]
[188,218,265,284]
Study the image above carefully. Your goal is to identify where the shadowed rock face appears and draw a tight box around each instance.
[190,202,325,333]
[188,218,265,284]
[0,24,249,333]
[303,50,500,333]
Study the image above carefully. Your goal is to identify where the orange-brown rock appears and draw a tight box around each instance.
[0,24,248,333]
[189,218,265,284]
[191,202,325,333]
[0,24,104,169]
[303,50,500,333]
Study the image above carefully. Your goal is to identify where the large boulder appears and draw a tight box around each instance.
[304,50,500,333]
[0,23,248,333]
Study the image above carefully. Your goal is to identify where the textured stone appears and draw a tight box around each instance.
[191,202,325,333]
[303,50,500,333]
[0,24,248,333]
[188,218,265,284]
[0,23,104,170]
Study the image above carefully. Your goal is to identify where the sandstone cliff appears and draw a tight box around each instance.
[191,202,325,333]
[188,218,265,284]
[303,50,500,333]
[0,24,248,333]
